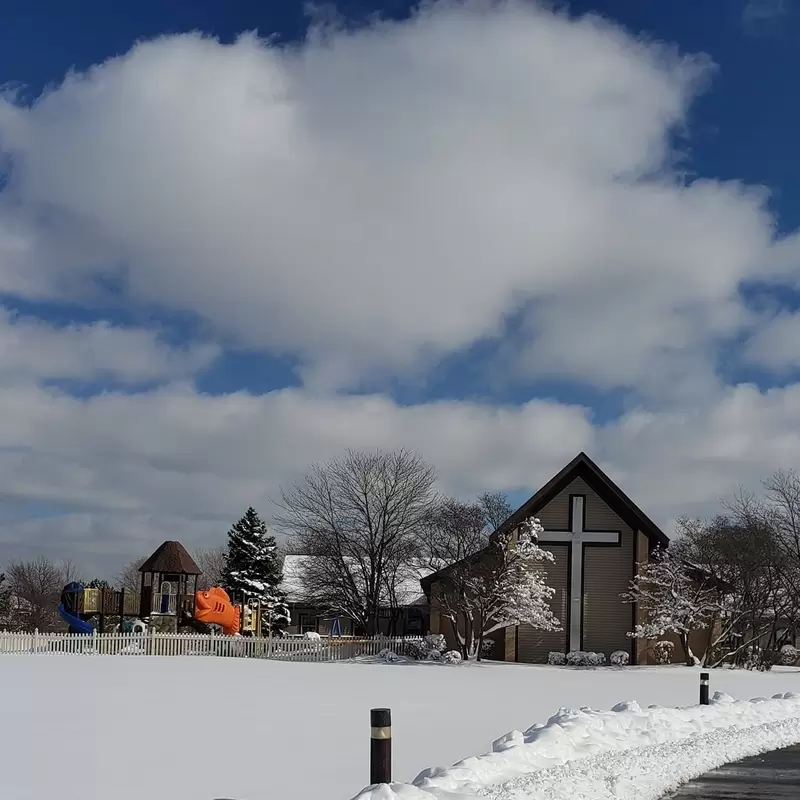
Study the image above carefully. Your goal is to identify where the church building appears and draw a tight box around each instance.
[422,452,671,664]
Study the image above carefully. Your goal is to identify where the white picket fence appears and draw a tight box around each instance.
[0,629,421,661]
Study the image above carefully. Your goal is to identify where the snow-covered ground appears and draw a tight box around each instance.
[3,656,800,800]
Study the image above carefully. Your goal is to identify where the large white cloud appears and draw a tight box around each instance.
[0,1,785,391]
[0,1,799,577]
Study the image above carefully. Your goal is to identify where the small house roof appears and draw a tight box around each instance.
[281,554,432,607]
[139,540,202,575]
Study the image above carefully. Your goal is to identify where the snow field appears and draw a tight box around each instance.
[2,656,800,800]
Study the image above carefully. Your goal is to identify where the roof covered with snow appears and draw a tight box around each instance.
[281,554,432,607]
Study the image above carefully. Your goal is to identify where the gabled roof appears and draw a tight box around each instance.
[491,451,669,548]
[421,452,668,592]
[139,541,202,575]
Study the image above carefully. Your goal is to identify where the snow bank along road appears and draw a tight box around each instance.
[352,692,800,800]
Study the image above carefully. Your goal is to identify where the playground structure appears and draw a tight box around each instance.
[57,539,267,636]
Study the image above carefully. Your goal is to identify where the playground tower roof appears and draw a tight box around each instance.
[139,540,202,575]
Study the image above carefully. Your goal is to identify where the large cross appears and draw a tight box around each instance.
[537,495,620,653]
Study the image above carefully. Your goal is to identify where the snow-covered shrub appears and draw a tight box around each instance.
[303,631,322,640]
[566,650,605,666]
[780,644,798,666]
[740,645,774,671]
[426,649,443,661]
[653,640,674,665]
[378,648,401,663]
[610,650,629,667]
[405,640,426,660]
[442,650,463,664]
[548,651,566,665]
[424,633,447,654]
[480,639,496,659]
[407,633,448,661]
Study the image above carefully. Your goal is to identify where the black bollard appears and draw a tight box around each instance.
[700,671,710,705]
[370,708,392,785]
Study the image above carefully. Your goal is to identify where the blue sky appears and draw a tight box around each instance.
[0,0,799,576]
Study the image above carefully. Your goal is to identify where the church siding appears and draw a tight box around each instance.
[516,480,574,662]
[517,477,634,662]
[516,543,568,662]
[581,498,634,657]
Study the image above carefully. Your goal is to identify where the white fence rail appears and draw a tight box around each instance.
[0,630,421,661]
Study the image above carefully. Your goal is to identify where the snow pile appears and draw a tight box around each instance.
[351,691,800,800]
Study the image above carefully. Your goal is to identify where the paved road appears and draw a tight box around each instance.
[670,743,800,798]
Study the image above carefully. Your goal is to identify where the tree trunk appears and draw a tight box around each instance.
[680,633,693,667]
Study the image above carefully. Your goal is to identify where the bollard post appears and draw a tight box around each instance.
[699,671,710,705]
[370,708,392,785]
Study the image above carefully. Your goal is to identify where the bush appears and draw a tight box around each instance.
[566,650,606,666]
[653,640,674,665]
[740,645,774,671]
[303,631,322,640]
[405,640,426,660]
[480,639,496,659]
[407,633,448,661]
[442,650,463,664]
[548,651,566,665]
[424,633,447,654]
[426,649,442,661]
[378,648,402,663]
[780,644,798,666]
[610,650,630,667]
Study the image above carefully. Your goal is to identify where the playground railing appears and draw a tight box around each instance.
[0,629,423,661]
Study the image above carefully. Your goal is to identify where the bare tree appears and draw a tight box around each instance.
[7,556,78,631]
[628,501,795,668]
[0,572,10,629]
[195,545,226,590]
[418,497,490,571]
[277,449,437,635]
[478,491,514,533]
[116,557,146,593]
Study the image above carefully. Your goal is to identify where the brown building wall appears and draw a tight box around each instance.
[581,484,635,658]
[516,544,568,662]
[517,476,637,663]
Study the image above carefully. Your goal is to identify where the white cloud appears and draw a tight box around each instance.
[0,2,798,578]
[0,377,798,576]
[0,309,219,384]
[0,1,782,393]
[742,311,800,371]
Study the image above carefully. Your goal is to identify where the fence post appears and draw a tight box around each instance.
[92,628,97,654]
[699,671,710,705]
[32,627,38,654]
[370,708,392,785]
[149,626,156,656]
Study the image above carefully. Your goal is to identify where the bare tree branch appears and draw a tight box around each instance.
[276,448,437,634]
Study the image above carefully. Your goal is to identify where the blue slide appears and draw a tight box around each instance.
[58,603,94,634]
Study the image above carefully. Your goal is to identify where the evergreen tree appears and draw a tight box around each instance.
[221,507,289,633]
